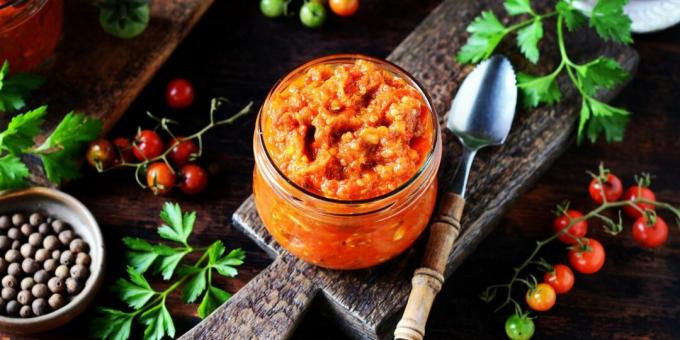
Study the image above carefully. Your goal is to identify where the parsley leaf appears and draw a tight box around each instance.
[182,268,207,303]
[197,286,231,319]
[577,57,629,95]
[504,0,533,16]
[0,60,45,113]
[589,0,633,44]
[0,154,29,189]
[113,266,157,309]
[516,19,543,63]
[0,106,47,154]
[91,308,134,340]
[556,0,586,31]
[517,72,562,108]
[213,248,246,278]
[37,112,102,185]
[155,247,190,280]
[140,303,175,340]
[122,237,159,273]
[157,202,195,245]
[578,97,629,144]
[456,11,508,64]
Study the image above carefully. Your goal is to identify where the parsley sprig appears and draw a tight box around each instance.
[92,203,245,340]
[457,0,633,144]
[0,106,102,189]
[0,60,44,113]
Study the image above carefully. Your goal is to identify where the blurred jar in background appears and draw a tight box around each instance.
[0,0,63,72]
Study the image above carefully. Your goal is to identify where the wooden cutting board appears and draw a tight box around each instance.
[1,0,213,186]
[182,0,639,339]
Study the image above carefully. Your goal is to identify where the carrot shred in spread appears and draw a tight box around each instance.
[263,59,434,200]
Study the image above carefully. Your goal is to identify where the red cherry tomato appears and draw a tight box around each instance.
[146,162,176,195]
[86,139,116,170]
[543,264,575,295]
[133,130,164,161]
[113,137,136,163]
[622,186,656,219]
[632,216,668,248]
[525,283,556,312]
[168,138,199,166]
[568,238,606,274]
[329,0,359,16]
[178,164,209,195]
[166,78,195,109]
[553,210,588,244]
[589,173,623,204]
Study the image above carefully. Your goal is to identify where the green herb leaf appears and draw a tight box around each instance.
[182,268,207,303]
[556,0,586,31]
[155,248,190,280]
[123,237,159,273]
[577,57,629,95]
[140,303,176,340]
[197,286,231,319]
[38,112,102,185]
[0,60,45,113]
[0,106,47,154]
[113,266,156,309]
[516,19,543,63]
[157,202,195,245]
[578,97,629,144]
[213,248,246,278]
[91,308,134,340]
[206,241,225,264]
[0,154,29,190]
[504,0,533,16]
[589,0,633,44]
[456,11,508,64]
[517,72,562,108]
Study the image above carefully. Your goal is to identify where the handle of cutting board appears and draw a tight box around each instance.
[180,253,318,340]
[394,192,465,340]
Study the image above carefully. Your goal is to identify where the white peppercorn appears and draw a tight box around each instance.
[7,227,22,240]
[28,233,43,247]
[11,240,20,250]
[7,263,21,277]
[4,249,21,263]
[6,300,19,315]
[31,298,48,316]
[2,287,16,300]
[20,277,34,291]
[34,248,49,262]
[43,235,59,251]
[51,220,68,234]
[20,223,32,237]
[76,252,91,267]
[34,270,49,284]
[47,277,65,294]
[38,223,50,235]
[17,290,33,305]
[43,259,57,272]
[69,239,88,253]
[48,293,66,309]
[65,277,82,295]
[20,243,35,259]
[0,216,10,229]
[58,230,75,246]
[21,258,39,274]
[60,250,76,266]
[31,283,48,299]
[29,213,44,227]
[19,305,32,318]
[1,275,17,289]
[11,214,25,227]
[51,249,61,260]
[55,265,69,279]
[70,264,89,281]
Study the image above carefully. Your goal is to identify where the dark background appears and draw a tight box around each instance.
[63,0,680,338]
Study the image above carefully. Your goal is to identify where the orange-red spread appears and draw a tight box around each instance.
[262,59,434,200]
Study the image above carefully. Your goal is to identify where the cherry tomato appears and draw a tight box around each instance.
[525,283,556,312]
[568,238,605,274]
[553,210,588,245]
[146,162,176,195]
[166,78,195,109]
[632,216,668,248]
[589,173,623,204]
[505,313,535,340]
[543,264,575,295]
[133,130,164,161]
[622,186,656,219]
[168,138,199,166]
[86,139,116,170]
[300,2,327,28]
[329,0,359,16]
[260,0,286,18]
[178,164,209,195]
[112,137,135,163]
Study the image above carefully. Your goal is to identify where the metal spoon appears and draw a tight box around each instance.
[394,55,517,340]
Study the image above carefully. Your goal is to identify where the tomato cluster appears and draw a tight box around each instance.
[260,0,359,28]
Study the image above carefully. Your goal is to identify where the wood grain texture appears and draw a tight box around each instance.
[0,0,214,186]
[188,0,640,339]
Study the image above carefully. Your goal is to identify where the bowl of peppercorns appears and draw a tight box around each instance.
[0,187,104,333]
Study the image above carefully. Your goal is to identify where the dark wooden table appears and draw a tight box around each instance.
[60,1,680,338]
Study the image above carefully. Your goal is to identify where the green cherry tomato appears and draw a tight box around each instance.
[505,313,535,340]
[260,0,286,18]
[99,4,150,39]
[300,2,327,28]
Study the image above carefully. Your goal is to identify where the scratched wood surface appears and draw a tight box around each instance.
[180,0,639,339]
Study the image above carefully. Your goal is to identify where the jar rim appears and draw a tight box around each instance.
[256,54,440,205]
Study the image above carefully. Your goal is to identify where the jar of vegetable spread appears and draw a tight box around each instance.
[253,55,442,270]
[0,0,64,72]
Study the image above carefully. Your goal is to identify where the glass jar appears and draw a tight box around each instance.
[0,0,64,72]
[253,55,442,270]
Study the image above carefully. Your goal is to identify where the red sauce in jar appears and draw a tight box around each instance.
[0,0,63,72]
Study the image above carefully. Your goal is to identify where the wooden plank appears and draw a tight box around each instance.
[182,0,639,339]
[0,0,214,186]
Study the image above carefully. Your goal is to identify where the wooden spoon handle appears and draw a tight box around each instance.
[394,192,465,340]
